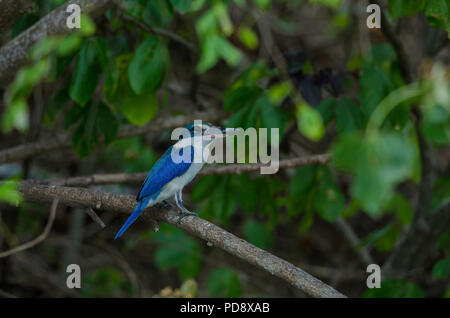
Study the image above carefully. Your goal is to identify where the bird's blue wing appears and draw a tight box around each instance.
[114,145,194,240]
[136,145,194,201]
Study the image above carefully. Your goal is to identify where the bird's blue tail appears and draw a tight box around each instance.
[114,197,150,240]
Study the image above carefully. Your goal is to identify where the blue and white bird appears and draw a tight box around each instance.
[114,121,226,240]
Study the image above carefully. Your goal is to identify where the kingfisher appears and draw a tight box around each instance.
[114,121,227,240]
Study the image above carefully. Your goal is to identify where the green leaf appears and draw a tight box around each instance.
[81,267,132,297]
[388,0,427,19]
[296,103,325,141]
[97,103,119,145]
[309,0,342,9]
[425,0,449,28]
[359,224,395,249]
[192,176,222,202]
[314,167,345,222]
[234,174,259,214]
[433,258,450,279]
[210,177,238,222]
[253,0,271,9]
[217,36,242,66]
[207,268,242,297]
[56,35,83,56]
[317,98,337,125]
[232,61,272,86]
[445,287,450,298]
[335,98,366,134]
[422,104,450,146]
[71,102,100,157]
[333,132,415,215]
[8,58,50,103]
[142,0,174,28]
[152,225,202,279]
[259,95,286,143]
[193,176,239,222]
[11,13,39,38]
[196,10,219,39]
[363,279,425,298]
[92,38,119,97]
[290,165,318,198]
[0,180,23,205]
[170,0,206,13]
[386,193,413,225]
[268,82,292,105]
[120,89,159,126]
[69,40,99,106]
[44,76,71,124]
[360,66,395,115]
[29,37,61,61]
[2,98,29,133]
[224,85,263,111]
[238,26,259,50]
[129,36,168,94]
[244,220,274,249]
[374,225,399,252]
[439,229,450,253]
[79,14,96,36]
[197,35,242,73]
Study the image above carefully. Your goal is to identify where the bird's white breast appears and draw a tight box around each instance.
[149,142,206,206]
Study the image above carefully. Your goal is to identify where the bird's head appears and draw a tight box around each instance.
[184,121,228,138]
[178,121,232,148]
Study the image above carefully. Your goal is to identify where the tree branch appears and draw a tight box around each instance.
[0,110,223,165]
[48,154,331,187]
[0,0,113,86]
[0,198,58,258]
[16,180,346,298]
[119,11,198,53]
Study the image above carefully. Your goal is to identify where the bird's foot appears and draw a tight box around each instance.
[176,210,198,223]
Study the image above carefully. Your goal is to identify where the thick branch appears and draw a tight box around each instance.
[0,110,223,165]
[49,154,331,187]
[0,0,112,86]
[17,180,346,298]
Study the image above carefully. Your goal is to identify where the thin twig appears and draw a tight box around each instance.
[336,217,374,266]
[85,207,106,228]
[47,154,331,187]
[120,12,198,53]
[0,198,59,258]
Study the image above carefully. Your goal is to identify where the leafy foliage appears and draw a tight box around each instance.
[207,267,242,297]
[1,0,449,298]
[151,224,202,279]
[364,279,425,298]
